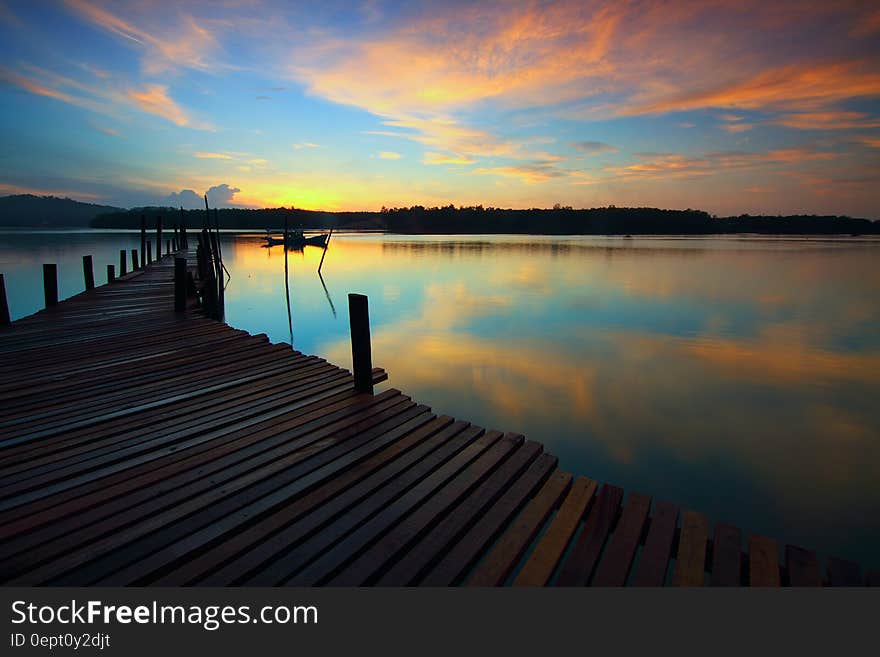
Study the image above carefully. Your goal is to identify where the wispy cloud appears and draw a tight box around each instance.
[571,141,618,155]
[423,152,475,165]
[378,151,401,159]
[194,151,233,159]
[773,111,880,130]
[64,0,221,75]
[127,84,192,127]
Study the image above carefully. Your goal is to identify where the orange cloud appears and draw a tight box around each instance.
[423,152,476,165]
[64,0,220,75]
[127,84,191,127]
[774,111,880,130]
[378,151,401,159]
[624,61,880,116]
[194,152,232,159]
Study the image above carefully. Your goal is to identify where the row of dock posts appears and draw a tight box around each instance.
[0,214,189,325]
[2,216,374,396]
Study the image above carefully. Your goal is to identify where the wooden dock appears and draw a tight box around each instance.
[0,248,873,587]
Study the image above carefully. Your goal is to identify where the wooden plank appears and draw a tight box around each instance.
[826,557,862,586]
[671,511,708,587]
[513,477,597,586]
[592,491,651,586]
[241,423,485,586]
[786,545,822,587]
[466,471,572,586]
[420,454,557,586]
[286,430,505,586]
[377,439,543,586]
[631,501,679,586]
[555,484,624,586]
[711,523,743,586]
[158,416,458,585]
[748,535,781,586]
[328,434,524,585]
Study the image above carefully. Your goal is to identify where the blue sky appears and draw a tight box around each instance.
[0,0,878,216]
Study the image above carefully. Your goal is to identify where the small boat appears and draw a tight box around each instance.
[264,230,329,249]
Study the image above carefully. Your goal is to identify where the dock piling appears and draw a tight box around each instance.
[83,255,95,290]
[0,273,10,326]
[107,264,115,284]
[174,257,187,312]
[43,263,58,308]
[119,249,127,276]
[156,217,163,260]
[140,216,146,266]
[132,249,139,270]
[147,241,152,264]
[348,293,373,393]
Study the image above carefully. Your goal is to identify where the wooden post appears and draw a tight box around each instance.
[43,263,58,308]
[156,217,163,260]
[166,239,171,256]
[174,257,187,312]
[140,215,146,266]
[0,273,10,326]
[180,207,187,248]
[107,264,115,284]
[348,293,373,393]
[131,248,139,270]
[146,240,152,264]
[119,249,127,276]
[83,255,95,290]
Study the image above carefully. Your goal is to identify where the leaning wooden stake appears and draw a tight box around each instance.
[174,257,187,312]
[140,215,147,265]
[43,263,58,308]
[0,273,10,326]
[83,255,95,290]
[348,293,373,393]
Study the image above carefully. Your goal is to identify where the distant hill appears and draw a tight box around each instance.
[0,195,123,227]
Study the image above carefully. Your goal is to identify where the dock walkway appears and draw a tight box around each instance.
[0,251,871,586]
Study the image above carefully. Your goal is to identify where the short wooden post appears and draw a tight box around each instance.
[140,215,146,266]
[107,264,115,284]
[156,217,163,260]
[174,257,187,312]
[131,248,139,270]
[43,263,58,308]
[119,249,127,276]
[0,273,10,326]
[348,293,373,393]
[166,240,171,256]
[83,255,95,290]
[146,240,152,264]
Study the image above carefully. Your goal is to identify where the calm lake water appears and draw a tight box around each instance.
[2,230,879,572]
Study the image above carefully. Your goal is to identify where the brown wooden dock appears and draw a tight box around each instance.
[0,249,873,587]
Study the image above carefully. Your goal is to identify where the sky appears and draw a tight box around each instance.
[0,0,879,216]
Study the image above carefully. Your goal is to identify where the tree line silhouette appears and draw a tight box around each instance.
[89,204,880,235]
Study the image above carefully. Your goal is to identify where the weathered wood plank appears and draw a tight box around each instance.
[513,477,597,586]
[786,545,822,587]
[466,471,572,586]
[555,484,624,586]
[711,523,742,586]
[671,510,708,587]
[592,491,651,587]
[748,535,780,587]
[631,501,679,586]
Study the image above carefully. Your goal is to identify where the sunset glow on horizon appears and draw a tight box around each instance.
[1,0,879,217]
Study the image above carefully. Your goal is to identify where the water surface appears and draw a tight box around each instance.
[3,231,879,572]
